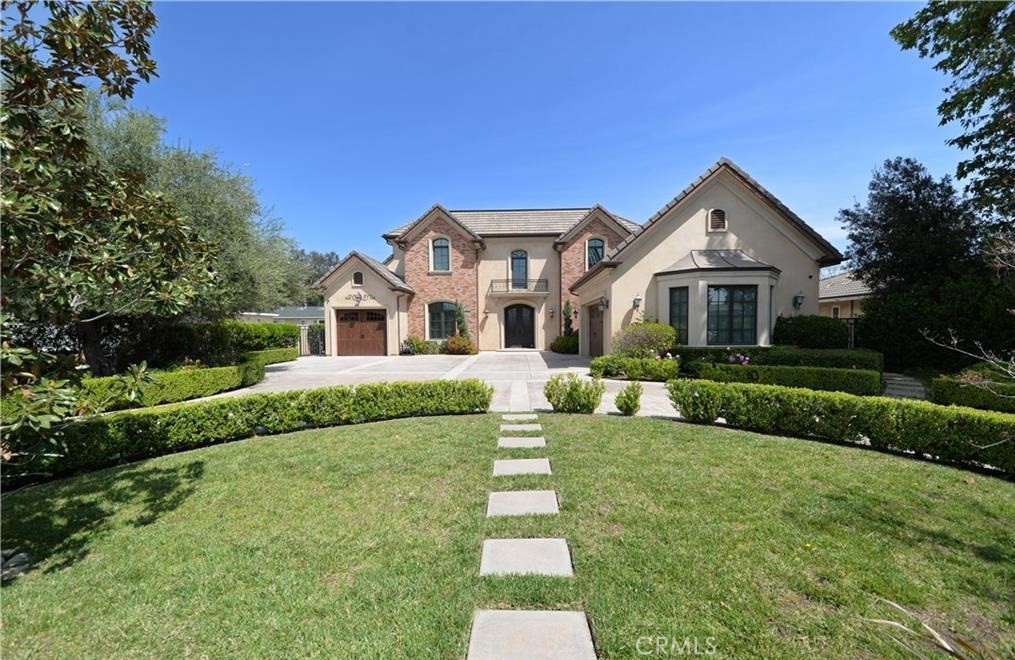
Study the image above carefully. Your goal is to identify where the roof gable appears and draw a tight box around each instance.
[387,204,483,244]
[554,204,637,244]
[313,250,414,293]
[383,207,640,239]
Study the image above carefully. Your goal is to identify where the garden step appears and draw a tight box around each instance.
[500,423,543,433]
[467,609,596,660]
[498,436,546,448]
[486,490,559,517]
[479,538,573,576]
[502,413,538,421]
[493,458,551,476]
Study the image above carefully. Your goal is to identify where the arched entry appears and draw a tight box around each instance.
[503,304,535,348]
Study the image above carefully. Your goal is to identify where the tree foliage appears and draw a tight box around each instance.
[294,248,340,305]
[892,2,1015,221]
[840,157,982,293]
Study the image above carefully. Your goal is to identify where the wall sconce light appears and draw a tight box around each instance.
[597,299,609,312]
[549,308,555,319]
[633,295,643,310]
[792,293,805,310]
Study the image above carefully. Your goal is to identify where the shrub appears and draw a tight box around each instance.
[773,314,849,349]
[673,346,884,372]
[443,335,478,355]
[404,336,442,355]
[41,379,494,478]
[615,381,642,416]
[79,348,298,412]
[666,379,1015,475]
[689,362,882,396]
[544,374,605,414]
[550,333,579,354]
[611,322,676,358]
[931,377,1015,414]
[590,355,680,381]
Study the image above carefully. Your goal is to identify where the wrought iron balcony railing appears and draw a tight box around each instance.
[489,279,549,294]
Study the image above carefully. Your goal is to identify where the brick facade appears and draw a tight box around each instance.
[559,217,629,317]
[402,217,480,340]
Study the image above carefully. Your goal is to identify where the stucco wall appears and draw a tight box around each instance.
[476,237,560,350]
[320,258,406,356]
[819,298,864,318]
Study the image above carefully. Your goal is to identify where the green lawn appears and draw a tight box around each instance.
[3,414,1013,658]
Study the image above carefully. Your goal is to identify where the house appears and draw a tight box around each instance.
[238,306,325,325]
[314,158,842,357]
[818,271,870,319]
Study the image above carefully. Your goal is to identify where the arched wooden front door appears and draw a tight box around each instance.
[504,304,535,349]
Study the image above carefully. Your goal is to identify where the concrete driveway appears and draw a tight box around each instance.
[234,351,676,416]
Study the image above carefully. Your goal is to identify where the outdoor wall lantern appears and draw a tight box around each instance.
[549,308,555,319]
[792,293,805,310]
[597,299,610,312]
[633,295,643,310]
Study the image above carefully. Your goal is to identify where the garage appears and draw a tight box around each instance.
[335,309,387,355]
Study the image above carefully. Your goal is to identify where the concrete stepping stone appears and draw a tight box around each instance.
[500,423,542,433]
[498,436,546,449]
[467,609,596,660]
[493,458,551,476]
[502,413,538,421]
[480,538,573,577]
[487,490,559,517]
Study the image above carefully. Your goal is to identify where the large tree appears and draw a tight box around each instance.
[892,2,1015,221]
[293,249,341,305]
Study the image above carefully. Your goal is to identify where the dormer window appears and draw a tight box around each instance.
[431,237,450,272]
[586,238,605,269]
[353,271,364,285]
[708,209,727,232]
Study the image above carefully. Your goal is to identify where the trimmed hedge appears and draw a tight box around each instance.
[550,334,579,354]
[590,355,680,381]
[48,379,494,477]
[667,379,1015,475]
[612,322,677,358]
[673,346,884,372]
[773,314,848,349]
[79,348,298,412]
[544,374,605,413]
[689,362,882,396]
[931,377,1015,414]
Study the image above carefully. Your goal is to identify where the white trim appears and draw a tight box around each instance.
[584,236,607,271]
[706,208,727,233]
[429,235,452,273]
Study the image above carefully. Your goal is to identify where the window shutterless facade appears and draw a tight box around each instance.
[511,250,528,289]
[431,238,450,271]
[707,285,757,345]
[668,287,689,345]
[586,238,605,269]
[428,301,456,339]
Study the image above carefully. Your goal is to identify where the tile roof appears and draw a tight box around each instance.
[656,250,780,275]
[383,208,641,239]
[273,306,325,318]
[312,250,414,293]
[819,271,871,299]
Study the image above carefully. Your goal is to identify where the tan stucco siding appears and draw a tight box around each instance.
[320,258,406,356]
[476,237,560,350]
[819,298,864,318]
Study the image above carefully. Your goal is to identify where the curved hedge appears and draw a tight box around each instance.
[79,348,298,412]
[690,362,882,396]
[673,346,883,372]
[667,379,1015,475]
[45,379,494,478]
[931,377,1015,414]
[590,355,680,381]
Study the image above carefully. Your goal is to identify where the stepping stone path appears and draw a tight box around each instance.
[466,414,596,659]
[883,372,928,400]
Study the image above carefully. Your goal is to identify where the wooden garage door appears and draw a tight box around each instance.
[335,310,386,355]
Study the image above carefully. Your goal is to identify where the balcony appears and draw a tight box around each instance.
[489,279,550,296]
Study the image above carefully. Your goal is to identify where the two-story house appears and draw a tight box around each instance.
[314,158,842,357]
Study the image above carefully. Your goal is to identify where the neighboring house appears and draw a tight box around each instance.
[314,158,842,357]
[238,306,325,325]
[818,272,870,319]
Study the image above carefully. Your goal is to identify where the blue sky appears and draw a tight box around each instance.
[134,2,958,259]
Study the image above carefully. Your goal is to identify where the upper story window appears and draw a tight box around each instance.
[352,271,364,285]
[431,237,450,272]
[586,238,605,269]
[511,250,528,289]
[708,209,727,232]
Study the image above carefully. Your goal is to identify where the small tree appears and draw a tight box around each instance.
[562,300,575,336]
[453,300,469,339]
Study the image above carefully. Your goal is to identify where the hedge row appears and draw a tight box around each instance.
[773,314,848,349]
[590,355,680,381]
[158,320,300,366]
[80,348,298,412]
[48,379,494,477]
[689,362,882,396]
[667,379,1015,475]
[673,346,884,372]
[931,377,1015,414]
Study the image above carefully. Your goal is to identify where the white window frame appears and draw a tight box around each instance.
[585,236,606,271]
[707,208,728,233]
[429,235,452,273]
